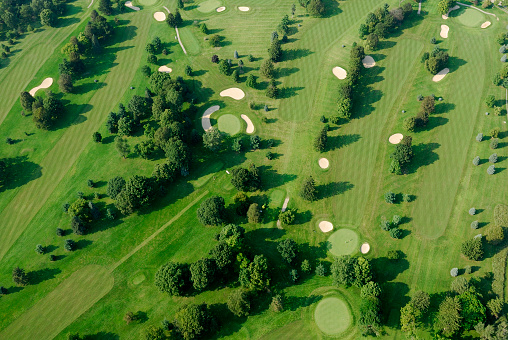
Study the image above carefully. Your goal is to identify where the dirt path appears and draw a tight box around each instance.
[175,26,187,54]
[456,1,498,18]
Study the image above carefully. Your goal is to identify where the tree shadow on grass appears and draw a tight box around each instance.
[318,181,354,199]
[371,256,409,282]
[435,102,455,114]
[277,67,300,78]
[447,56,467,73]
[45,245,59,253]
[283,48,314,61]
[83,332,120,340]
[210,303,245,338]
[279,86,304,98]
[0,155,42,193]
[294,210,313,225]
[406,142,440,173]
[257,165,297,190]
[76,239,93,250]
[418,116,448,132]
[29,268,61,285]
[328,133,361,150]
[381,281,410,326]
[286,294,323,311]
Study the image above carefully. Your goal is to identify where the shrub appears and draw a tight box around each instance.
[380,219,391,231]
[64,239,76,251]
[227,289,251,317]
[472,156,480,166]
[485,95,495,108]
[247,203,261,223]
[450,268,458,277]
[490,138,499,149]
[384,191,396,204]
[266,151,274,160]
[469,208,476,216]
[269,294,285,312]
[315,263,326,276]
[488,165,496,175]
[185,65,192,76]
[489,154,498,163]
[430,37,437,44]
[387,250,400,260]
[361,281,381,299]
[279,209,296,225]
[56,228,65,236]
[289,269,299,283]
[490,128,500,138]
[461,238,483,261]
[301,259,312,273]
[390,228,402,239]
[470,221,479,230]
[211,55,219,63]
[487,225,504,245]
[476,133,483,142]
[417,94,424,101]
[35,244,45,254]
[494,106,502,116]
[465,265,472,274]
[402,117,416,132]
[402,194,412,202]
[392,215,402,226]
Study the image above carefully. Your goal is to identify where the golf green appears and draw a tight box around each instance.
[314,297,352,335]
[218,114,241,135]
[138,0,157,6]
[197,0,221,12]
[328,228,358,256]
[456,8,485,27]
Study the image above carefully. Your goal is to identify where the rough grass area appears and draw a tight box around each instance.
[327,229,358,256]
[314,297,352,335]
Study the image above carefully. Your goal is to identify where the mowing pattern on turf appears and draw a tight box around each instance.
[314,297,352,335]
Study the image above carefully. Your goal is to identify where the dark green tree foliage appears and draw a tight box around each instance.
[174,303,216,340]
[64,239,76,251]
[203,128,223,151]
[268,38,282,62]
[218,224,245,250]
[359,297,381,336]
[307,0,325,16]
[457,290,486,330]
[461,238,484,261]
[391,136,413,165]
[277,238,298,264]
[98,0,112,15]
[209,242,234,271]
[266,80,279,99]
[190,258,216,291]
[331,255,372,287]
[260,59,275,78]
[40,9,56,26]
[107,176,126,199]
[92,132,102,143]
[246,74,257,88]
[314,126,327,152]
[143,326,165,340]
[299,176,317,201]
[240,254,270,290]
[71,216,86,235]
[20,91,35,112]
[279,209,296,225]
[12,267,29,286]
[154,261,189,296]
[114,175,155,215]
[152,161,178,183]
[218,60,231,75]
[115,136,130,158]
[425,47,449,74]
[58,73,73,93]
[197,195,226,226]
[434,296,462,337]
[128,95,151,120]
[230,165,261,192]
[227,289,251,317]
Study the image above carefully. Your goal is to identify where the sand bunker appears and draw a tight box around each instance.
[440,24,449,38]
[125,1,140,10]
[362,55,375,68]
[318,158,329,169]
[29,77,53,96]
[319,221,333,233]
[481,21,491,28]
[360,243,370,254]
[158,65,172,73]
[432,68,449,82]
[153,12,166,21]
[332,67,347,80]
[220,88,245,100]
[216,6,225,12]
[389,133,403,144]
[202,105,220,131]
[442,4,460,19]
[238,6,250,11]
[241,114,254,133]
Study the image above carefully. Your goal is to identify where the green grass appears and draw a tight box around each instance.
[455,7,486,27]
[197,0,222,13]
[313,296,352,335]
[327,229,359,256]
[218,114,242,135]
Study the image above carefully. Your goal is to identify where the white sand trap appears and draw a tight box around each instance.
[440,25,449,38]
[442,4,460,19]
[241,114,254,133]
[481,21,491,28]
[158,65,172,73]
[238,6,250,11]
[202,105,220,131]
[216,6,225,12]
[332,66,347,79]
[318,158,329,169]
[389,133,403,144]
[220,88,245,100]
[362,55,375,68]
[360,243,370,254]
[432,68,449,82]
[29,77,53,96]
[319,221,333,233]
[154,12,166,21]
[125,1,140,10]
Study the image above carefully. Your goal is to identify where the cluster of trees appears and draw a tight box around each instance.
[313,124,328,152]
[335,45,365,121]
[165,9,183,28]
[144,36,165,68]
[379,214,403,239]
[493,64,508,89]
[389,135,413,175]
[422,46,449,75]
[20,90,64,130]
[437,0,456,15]
[358,3,413,50]
[298,0,326,17]
[403,95,435,132]
[230,164,261,192]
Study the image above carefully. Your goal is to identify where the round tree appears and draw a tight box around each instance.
[155,261,189,296]
[227,289,251,317]
[197,196,226,226]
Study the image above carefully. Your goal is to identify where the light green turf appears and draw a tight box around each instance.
[270,189,285,206]
[327,229,358,256]
[177,26,201,56]
[455,7,485,27]
[218,114,241,135]
[0,265,114,340]
[197,0,221,13]
[191,162,224,187]
[314,297,352,335]
[132,274,146,285]
[138,0,157,5]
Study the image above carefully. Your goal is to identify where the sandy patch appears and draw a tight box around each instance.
[238,6,250,11]
[432,68,449,82]
[360,243,370,254]
[163,5,170,13]
[319,221,333,233]
[389,133,403,144]
[158,65,172,73]
[202,105,220,131]
[125,1,140,10]
[442,4,460,19]
[220,88,245,100]
[154,11,166,21]
[481,21,491,28]
[216,6,225,12]
[362,55,375,68]
[440,24,449,38]
[318,158,329,169]
[29,77,53,96]
[87,0,94,8]
[332,66,347,79]
[241,114,254,133]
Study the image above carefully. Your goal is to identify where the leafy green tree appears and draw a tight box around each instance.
[190,258,216,291]
[270,294,284,312]
[227,289,251,317]
[486,95,496,107]
[400,302,418,338]
[218,59,231,75]
[437,0,452,15]
[260,59,275,78]
[268,38,282,62]
[174,303,216,340]
[461,238,483,260]
[301,259,311,273]
[331,255,357,287]
[361,281,381,299]
[64,239,76,251]
[307,0,325,16]
[40,9,56,27]
[203,128,223,151]
[365,33,379,50]
[154,261,189,296]
[92,131,102,143]
[197,195,226,226]
[177,0,184,9]
[243,254,270,290]
[12,267,29,286]
[277,238,298,264]
[279,209,296,225]
[20,91,35,112]
[451,277,469,295]
[487,297,504,319]
[247,203,261,223]
[115,136,130,159]
[209,34,221,47]
[232,69,240,83]
[200,23,208,34]
[390,228,402,239]
[231,166,260,192]
[143,325,165,340]
[128,95,150,120]
[457,290,486,330]
[71,216,87,235]
[299,176,317,201]
[246,74,257,88]
[359,297,381,336]
[114,175,155,215]
[384,191,396,204]
[314,126,327,152]
[218,224,245,250]
[421,96,435,114]
[411,290,430,313]
[486,225,504,245]
[107,176,126,199]
[403,117,416,132]
[434,296,462,337]
[98,0,112,15]
[209,242,234,271]
[315,263,326,276]
[58,73,73,93]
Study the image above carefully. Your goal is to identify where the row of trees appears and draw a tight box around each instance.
[402,95,435,132]
[336,45,365,120]
[298,0,326,17]
[422,46,449,75]
[389,135,413,175]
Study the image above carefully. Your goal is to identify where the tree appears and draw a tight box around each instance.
[64,239,76,251]
[403,117,416,132]
[301,259,312,273]
[268,38,282,62]
[40,9,55,27]
[190,258,216,291]
[437,0,452,15]
[20,91,35,112]
[174,303,216,340]
[451,277,470,295]
[203,128,223,151]
[270,294,284,312]
[12,267,29,286]
[143,325,165,340]
[98,0,112,15]
[361,281,381,299]
[487,225,504,245]
[384,191,396,204]
[307,0,325,16]
[209,34,221,47]
[331,255,356,287]
[71,216,86,235]
[114,175,155,214]
[231,69,240,83]
[218,224,245,250]
[128,95,150,120]
[243,254,270,290]
[411,290,430,313]
[400,303,418,338]
[227,290,251,317]
[279,209,296,225]
[490,138,499,149]
[218,59,231,76]
[488,165,496,175]
[473,156,480,166]
[155,261,189,296]
[486,95,495,107]
[390,228,402,239]
[461,238,483,261]
[260,59,275,78]
[247,203,261,223]
[92,132,102,143]
[487,297,504,318]
[246,74,257,88]
[58,73,73,93]
[434,296,462,337]
[250,135,261,149]
[299,177,317,201]
[314,126,327,151]
[177,0,184,9]
[315,263,326,276]
[458,290,486,330]
[107,176,126,199]
[421,96,435,114]
[200,23,208,34]
[277,238,298,264]
[365,33,379,50]
[209,242,234,271]
[489,153,498,163]
[115,136,130,158]
[35,244,44,254]
[359,297,381,336]
[197,196,226,226]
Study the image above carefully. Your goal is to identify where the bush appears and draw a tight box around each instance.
[450,268,458,277]
[487,225,504,245]
[301,259,312,273]
[390,228,402,239]
[461,238,483,261]
[485,95,495,108]
[476,133,483,142]
[227,289,251,317]
[489,154,498,163]
[35,244,45,254]
[155,261,189,296]
[469,208,476,216]
[266,151,274,160]
[247,203,261,223]
[56,228,65,236]
[289,269,299,283]
[470,221,479,230]
[392,215,401,226]
[417,94,424,101]
[64,239,76,251]
[380,219,391,231]
[50,254,56,261]
[488,165,496,175]
[270,295,284,312]
[384,191,396,204]
[430,37,437,44]
[402,117,416,132]
[387,250,400,260]
[472,156,480,166]
[279,209,296,225]
[490,138,499,149]
[315,263,326,276]
[465,265,472,274]
[361,281,381,299]
[490,128,500,138]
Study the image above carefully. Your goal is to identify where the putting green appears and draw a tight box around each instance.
[138,0,157,5]
[217,114,241,135]
[198,0,221,12]
[314,297,352,335]
[456,8,485,27]
[328,228,358,256]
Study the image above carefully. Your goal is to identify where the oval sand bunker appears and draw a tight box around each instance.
[125,1,140,10]
[202,105,220,131]
[432,68,449,82]
[238,6,249,11]
[362,55,375,68]
[481,21,491,29]
[216,6,225,12]
[153,11,166,21]
[29,77,53,96]
[319,221,333,233]
[241,114,254,133]
[440,24,449,38]
[389,133,403,144]
[332,67,347,80]
[360,243,370,254]
[220,88,245,100]
[318,158,329,169]
[158,65,172,73]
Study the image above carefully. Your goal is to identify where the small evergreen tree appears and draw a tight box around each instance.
[299,177,317,201]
